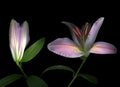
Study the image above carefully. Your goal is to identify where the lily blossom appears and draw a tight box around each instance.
[9,19,30,62]
[48,17,117,58]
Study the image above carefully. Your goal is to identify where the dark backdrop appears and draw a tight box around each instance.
[0,2,119,87]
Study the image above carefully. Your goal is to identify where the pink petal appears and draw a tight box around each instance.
[21,21,30,47]
[62,21,82,47]
[9,19,20,47]
[90,42,117,54]
[9,19,20,60]
[47,38,84,58]
[85,17,104,49]
[19,21,30,60]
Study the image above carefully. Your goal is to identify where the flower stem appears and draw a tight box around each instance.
[16,62,28,79]
[68,56,87,87]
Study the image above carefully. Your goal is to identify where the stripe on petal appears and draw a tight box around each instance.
[90,42,117,54]
[48,38,84,58]
[62,21,82,47]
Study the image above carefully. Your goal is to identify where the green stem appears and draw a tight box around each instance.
[16,62,28,79]
[68,56,87,87]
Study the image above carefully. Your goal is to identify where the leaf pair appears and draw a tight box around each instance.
[0,74,48,87]
[42,65,98,84]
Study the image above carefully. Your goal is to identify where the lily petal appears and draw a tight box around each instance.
[85,17,104,49]
[90,42,117,54]
[48,38,84,58]
[18,21,30,60]
[62,21,82,47]
[9,19,20,61]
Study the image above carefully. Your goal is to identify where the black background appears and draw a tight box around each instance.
[0,2,119,87]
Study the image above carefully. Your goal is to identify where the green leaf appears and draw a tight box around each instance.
[22,38,45,62]
[42,65,75,75]
[0,74,22,87]
[27,75,48,87]
[77,73,98,84]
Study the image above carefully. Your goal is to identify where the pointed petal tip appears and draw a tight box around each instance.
[61,21,74,27]
[10,19,19,30]
[22,21,29,29]
[61,21,67,24]
[100,17,104,19]
[10,19,16,24]
[23,21,28,25]
[98,17,104,22]
[61,21,70,25]
[111,45,117,54]
[11,18,15,22]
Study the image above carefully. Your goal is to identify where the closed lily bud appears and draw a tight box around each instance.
[9,19,30,62]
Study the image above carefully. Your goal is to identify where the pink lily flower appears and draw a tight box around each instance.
[9,19,30,62]
[48,17,117,58]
